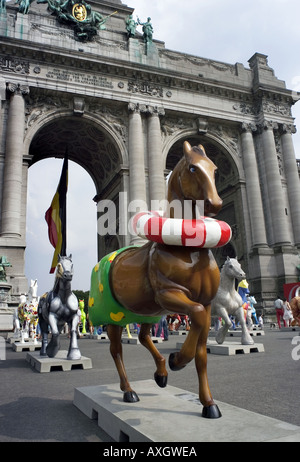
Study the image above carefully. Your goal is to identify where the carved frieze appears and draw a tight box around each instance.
[0,57,29,75]
[128,80,164,98]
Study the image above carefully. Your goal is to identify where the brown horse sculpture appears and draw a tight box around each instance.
[89,141,228,418]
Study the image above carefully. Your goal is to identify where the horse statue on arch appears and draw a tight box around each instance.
[211,257,254,345]
[89,141,232,419]
[38,255,81,360]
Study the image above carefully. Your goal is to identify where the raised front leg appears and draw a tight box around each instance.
[107,324,139,403]
[139,323,168,388]
[155,289,205,369]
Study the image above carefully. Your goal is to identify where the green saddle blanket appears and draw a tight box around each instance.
[88,247,161,328]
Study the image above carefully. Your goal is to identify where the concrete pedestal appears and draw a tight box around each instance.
[206,341,265,355]
[90,333,108,340]
[26,350,92,373]
[12,340,41,352]
[121,336,163,345]
[73,379,300,442]
[176,340,265,355]
[169,330,188,336]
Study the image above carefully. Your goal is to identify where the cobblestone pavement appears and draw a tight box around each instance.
[0,326,299,442]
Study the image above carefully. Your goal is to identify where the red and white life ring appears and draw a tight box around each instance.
[132,211,232,248]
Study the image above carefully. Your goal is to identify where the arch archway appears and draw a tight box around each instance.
[25,113,128,292]
[25,159,97,294]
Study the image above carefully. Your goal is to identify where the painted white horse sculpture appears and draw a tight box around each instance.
[211,257,254,345]
[17,280,40,342]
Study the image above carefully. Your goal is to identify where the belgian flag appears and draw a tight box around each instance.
[45,152,68,273]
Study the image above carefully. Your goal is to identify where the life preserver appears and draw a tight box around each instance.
[133,211,232,248]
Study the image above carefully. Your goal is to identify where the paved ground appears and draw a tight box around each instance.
[0,326,299,442]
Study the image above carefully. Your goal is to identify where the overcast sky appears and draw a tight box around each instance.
[25,0,300,296]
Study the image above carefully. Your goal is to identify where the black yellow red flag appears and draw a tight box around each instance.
[45,153,68,273]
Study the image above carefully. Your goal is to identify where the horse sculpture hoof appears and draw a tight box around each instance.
[154,372,168,388]
[123,391,140,403]
[67,349,81,360]
[202,404,222,419]
[168,352,186,371]
[46,334,60,358]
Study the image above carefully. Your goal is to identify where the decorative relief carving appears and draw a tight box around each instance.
[161,116,194,137]
[159,50,235,74]
[128,80,164,98]
[24,94,69,131]
[89,103,128,143]
[209,123,240,157]
[0,58,30,74]
[262,101,291,117]
[233,102,255,115]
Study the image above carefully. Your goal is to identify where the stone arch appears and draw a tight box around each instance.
[24,110,129,263]
[25,111,127,193]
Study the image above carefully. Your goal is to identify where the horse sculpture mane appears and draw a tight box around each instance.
[89,141,232,419]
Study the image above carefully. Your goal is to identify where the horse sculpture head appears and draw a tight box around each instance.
[168,141,223,217]
[55,254,74,281]
[222,257,246,281]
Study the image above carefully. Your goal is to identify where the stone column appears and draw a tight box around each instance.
[280,124,300,246]
[147,106,166,205]
[259,120,291,245]
[240,123,268,247]
[128,103,147,244]
[1,83,29,238]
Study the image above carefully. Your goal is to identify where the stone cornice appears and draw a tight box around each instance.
[0,38,255,105]
[0,39,296,113]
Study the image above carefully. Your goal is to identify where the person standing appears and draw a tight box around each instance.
[283,298,293,327]
[274,295,286,328]
[156,315,169,341]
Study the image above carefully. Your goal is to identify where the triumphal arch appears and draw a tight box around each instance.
[0,0,299,327]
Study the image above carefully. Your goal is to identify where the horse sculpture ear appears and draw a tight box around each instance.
[183,141,193,163]
[198,144,206,155]
[183,141,192,153]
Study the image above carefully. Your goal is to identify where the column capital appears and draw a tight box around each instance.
[7,82,29,96]
[257,119,279,133]
[128,102,165,116]
[241,122,257,134]
[279,123,297,135]
[147,105,165,117]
